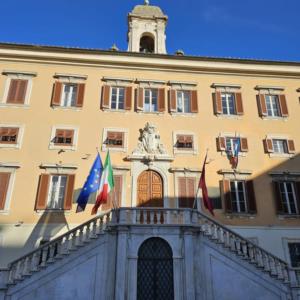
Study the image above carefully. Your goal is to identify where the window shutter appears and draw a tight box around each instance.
[235,92,244,115]
[7,79,28,104]
[178,177,187,207]
[278,95,288,117]
[104,175,122,210]
[76,83,85,107]
[190,90,198,113]
[295,182,300,214]
[136,88,144,111]
[158,88,165,112]
[51,82,63,106]
[257,94,267,116]
[125,86,132,110]
[221,180,232,213]
[264,139,274,153]
[35,174,50,210]
[240,138,248,152]
[0,173,11,210]
[216,136,226,151]
[64,174,75,210]
[186,177,196,208]
[213,91,222,114]
[246,180,257,214]
[287,140,296,154]
[101,85,111,109]
[169,89,177,112]
[273,181,284,214]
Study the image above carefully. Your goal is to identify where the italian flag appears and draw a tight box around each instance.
[92,152,114,214]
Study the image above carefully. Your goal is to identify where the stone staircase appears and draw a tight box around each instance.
[1,208,299,298]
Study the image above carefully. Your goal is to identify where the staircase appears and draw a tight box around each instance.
[1,208,299,300]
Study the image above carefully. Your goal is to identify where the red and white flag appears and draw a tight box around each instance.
[198,154,214,216]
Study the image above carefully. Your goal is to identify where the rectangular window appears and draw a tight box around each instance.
[111,87,125,110]
[225,137,239,153]
[47,175,68,209]
[6,79,28,104]
[221,93,236,115]
[273,139,288,154]
[230,180,247,213]
[176,135,193,149]
[0,172,11,210]
[106,131,124,148]
[265,95,280,117]
[0,127,19,144]
[178,177,196,208]
[288,243,300,268]
[54,129,74,146]
[144,88,158,112]
[177,91,191,113]
[279,182,298,214]
[61,84,78,107]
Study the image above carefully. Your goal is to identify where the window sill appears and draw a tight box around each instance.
[103,109,129,113]
[269,153,294,158]
[216,114,242,120]
[49,144,76,151]
[101,146,127,153]
[0,210,10,215]
[0,103,29,109]
[221,151,246,157]
[51,106,82,112]
[136,111,164,115]
[170,112,197,117]
[35,209,71,215]
[173,149,198,155]
[278,214,300,220]
[0,143,21,149]
[261,116,288,121]
[225,213,256,219]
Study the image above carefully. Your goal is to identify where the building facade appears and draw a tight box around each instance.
[0,1,299,278]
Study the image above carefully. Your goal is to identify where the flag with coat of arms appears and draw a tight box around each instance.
[230,138,240,169]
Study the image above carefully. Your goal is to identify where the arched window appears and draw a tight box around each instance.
[137,237,174,300]
[140,35,155,53]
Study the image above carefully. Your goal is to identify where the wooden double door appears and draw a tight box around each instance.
[137,170,163,207]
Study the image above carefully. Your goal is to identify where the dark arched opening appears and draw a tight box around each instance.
[140,35,155,53]
[137,237,174,300]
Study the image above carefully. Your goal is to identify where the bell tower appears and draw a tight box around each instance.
[127,1,168,54]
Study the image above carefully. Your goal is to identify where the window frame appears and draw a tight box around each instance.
[0,124,24,149]
[176,90,191,113]
[60,83,78,108]
[230,180,248,213]
[265,94,281,117]
[221,92,236,115]
[278,181,299,215]
[49,125,79,151]
[110,86,126,111]
[46,174,68,210]
[265,135,294,158]
[172,131,198,155]
[102,128,128,153]
[143,88,159,113]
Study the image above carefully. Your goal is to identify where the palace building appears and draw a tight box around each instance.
[0,1,299,299]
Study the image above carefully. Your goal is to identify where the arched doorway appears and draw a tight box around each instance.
[137,170,163,207]
[137,238,174,300]
[140,35,155,53]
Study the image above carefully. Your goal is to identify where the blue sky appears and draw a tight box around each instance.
[1,0,299,61]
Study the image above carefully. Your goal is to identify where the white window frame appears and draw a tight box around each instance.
[172,131,198,155]
[0,165,19,215]
[110,86,126,110]
[266,134,293,158]
[60,83,78,108]
[102,127,128,153]
[144,88,158,113]
[49,125,79,151]
[221,92,236,115]
[0,124,24,149]
[265,94,281,117]
[219,132,246,157]
[230,180,248,213]
[1,71,36,107]
[283,238,300,274]
[279,181,299,215]
[47,174,68,210]
[176,90,191,113]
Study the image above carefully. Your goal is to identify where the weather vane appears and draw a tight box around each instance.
[144,0,149,5]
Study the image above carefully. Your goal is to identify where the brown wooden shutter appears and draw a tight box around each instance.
[278,95,288,117]
[104,175,122,210]
[64,174,75,210]
[136,88,144,111]
[101,85,111,109]
[257,94,267,116]
[76,83,85,107]
[0,173,11,210]
[240,138,248,152]
[213,91,222,114]
[246,180,257,214]
[186,177,196,208]
[35,174,50,210]
[264,139,274,153]
[216,136,226,151]
[221,180,232,213]
[158,88,165,112]
[169,89,177,112]
[273,181,284,214]
[51,82,63,106]
[235,92,244,115]
[178,177,187,207]
[190,90,198,113]
[7,79,28,104]
[125,86,132,110]
[287,140,296,154]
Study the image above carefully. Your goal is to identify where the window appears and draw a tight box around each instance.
[144,89,158,112]
[221,179,257,214]
[274,181,300,215]
[51,82,85,108]
[49,126,78,150]
[169,89,198,114]
[6,79,28,104]
[53,129,74,146]
[264,138,295,155]
[288,243,300,268]
[178,177,196,208]
[213,91,243,116]
[217,136,248,154]
[0,127,19,144]
[105,131,124,148]
[225,137,239,153]
[257,93,288,118]
[101,175,123,210]
[176,134,193,149]
[111,87,125,110]
[0,172,11,211]
[102,85,132,111]
[35,174,75,210]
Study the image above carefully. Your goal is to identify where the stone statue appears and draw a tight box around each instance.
[144,0,150,5]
